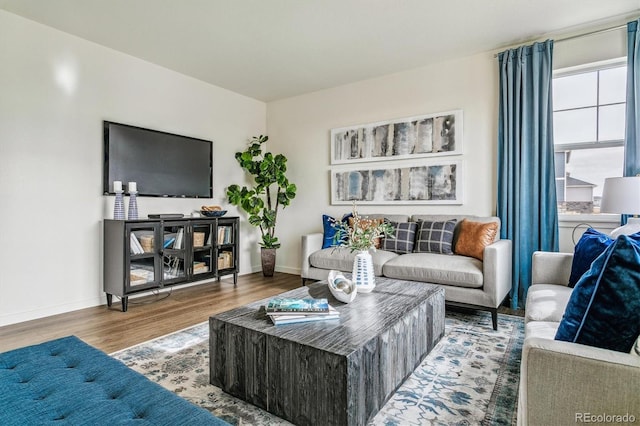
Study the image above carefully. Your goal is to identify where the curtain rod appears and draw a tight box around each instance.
[493,22,629,58]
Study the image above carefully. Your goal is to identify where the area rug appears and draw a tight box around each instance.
[111,310,523,425]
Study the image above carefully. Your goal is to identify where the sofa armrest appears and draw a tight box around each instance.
[519,337,640,426]
[482,239,512,307]
[301,233,323,278]
[531,251,573,286]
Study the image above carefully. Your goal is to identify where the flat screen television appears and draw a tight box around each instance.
[103,121,213,198]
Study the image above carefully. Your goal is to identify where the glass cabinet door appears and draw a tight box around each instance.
[126,223,160,291]
[216,218,237,274]
[161,222,187,283]
[191,221,215,278]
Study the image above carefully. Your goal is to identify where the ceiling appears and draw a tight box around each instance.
[1,0,639,102]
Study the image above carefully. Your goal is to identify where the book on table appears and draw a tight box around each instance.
[269,306,340,325]
[266,297,330,314]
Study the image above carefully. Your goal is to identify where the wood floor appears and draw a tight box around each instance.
[0,272,522,354]
[0,272,301,354]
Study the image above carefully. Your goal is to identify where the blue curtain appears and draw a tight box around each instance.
[625,20,640,225]
[497,40,559,309]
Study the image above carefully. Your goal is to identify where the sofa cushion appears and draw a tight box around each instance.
[525,284,573,323]
[382,253,483,288]
[309,247,398,276]
[411,215,501,244]
[454,219,498,260]
[414,219,457,254]
[569,228,640,287]
[555,235,640,353]
[525,320,560,340]
[382,221,417,254]
[568,228,614,287]
[321,213,352,249]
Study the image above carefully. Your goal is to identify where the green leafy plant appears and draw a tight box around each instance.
[331,203,394,252]
[227,135,297,249]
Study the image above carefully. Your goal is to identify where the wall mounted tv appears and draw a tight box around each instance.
[103,121,213,198]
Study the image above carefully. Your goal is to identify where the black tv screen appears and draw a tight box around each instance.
[103,121,213,198]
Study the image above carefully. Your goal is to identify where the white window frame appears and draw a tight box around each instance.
[553,57,626,223]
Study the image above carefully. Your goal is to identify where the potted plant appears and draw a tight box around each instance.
[227,135,297,276]
[330,204,394,292]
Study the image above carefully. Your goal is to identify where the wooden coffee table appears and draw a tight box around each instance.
[209,277,445,426]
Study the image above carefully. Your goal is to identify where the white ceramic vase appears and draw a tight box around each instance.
[352,250,375,293]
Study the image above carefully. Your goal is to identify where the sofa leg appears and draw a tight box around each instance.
[491,309,498,330]
[301,277,307,286]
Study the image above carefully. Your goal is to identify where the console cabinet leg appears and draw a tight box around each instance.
[233,273,237,287]
[122,297,129,312]
[106,294,113,307]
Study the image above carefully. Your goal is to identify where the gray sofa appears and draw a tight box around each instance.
[518,251,640,425]
[301,214,512,329]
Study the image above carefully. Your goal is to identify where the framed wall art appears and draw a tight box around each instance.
[330,110,462,165]
[330,159,462,205]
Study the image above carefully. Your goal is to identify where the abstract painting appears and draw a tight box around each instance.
[331,160,462,205]
[331,110,462,164]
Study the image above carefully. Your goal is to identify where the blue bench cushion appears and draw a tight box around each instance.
[0,336,228,425]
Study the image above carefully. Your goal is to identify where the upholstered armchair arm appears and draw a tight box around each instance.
[531,251,573,286]
[519,337,640,426]
[301,233,323,279]
[482,239,512,307]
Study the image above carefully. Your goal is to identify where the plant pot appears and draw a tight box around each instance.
[261,247,276,277]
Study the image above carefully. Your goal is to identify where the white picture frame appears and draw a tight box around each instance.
[330,110,463,165]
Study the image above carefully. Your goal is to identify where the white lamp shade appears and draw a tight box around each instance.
[600,177,640,215]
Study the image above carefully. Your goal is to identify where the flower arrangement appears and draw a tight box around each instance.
[331,203,394,252]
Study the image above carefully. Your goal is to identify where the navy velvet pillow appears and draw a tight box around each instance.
[568,228,614,287]
[555,235,640,353]
[322,213,352,249]
[569,229,640,287]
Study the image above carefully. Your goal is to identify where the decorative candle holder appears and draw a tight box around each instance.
[113,190,125,220]
[128,190,138,220]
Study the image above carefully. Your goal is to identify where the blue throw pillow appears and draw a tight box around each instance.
[569,228,640,287]
[568,228,614,287]
[321,213,352,249]
[555,235,640,353]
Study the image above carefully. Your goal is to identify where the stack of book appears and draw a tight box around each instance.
[265,297,340,325]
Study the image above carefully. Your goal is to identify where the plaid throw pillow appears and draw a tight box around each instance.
[382,221,417,254]
[414,219,457,254]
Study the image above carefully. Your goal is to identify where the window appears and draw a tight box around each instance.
[553,60,626,215]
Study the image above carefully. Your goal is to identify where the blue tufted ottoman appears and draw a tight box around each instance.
[0,336,229,425]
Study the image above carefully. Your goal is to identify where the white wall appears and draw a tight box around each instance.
[267,53,498,274]
[0,10,266,326]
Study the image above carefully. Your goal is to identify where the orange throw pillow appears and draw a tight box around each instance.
[348,217,384,249]
[454,219,498,260]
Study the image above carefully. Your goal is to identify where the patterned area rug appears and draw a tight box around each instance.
[111,310,523,425]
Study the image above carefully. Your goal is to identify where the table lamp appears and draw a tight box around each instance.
[600,176,640,237]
